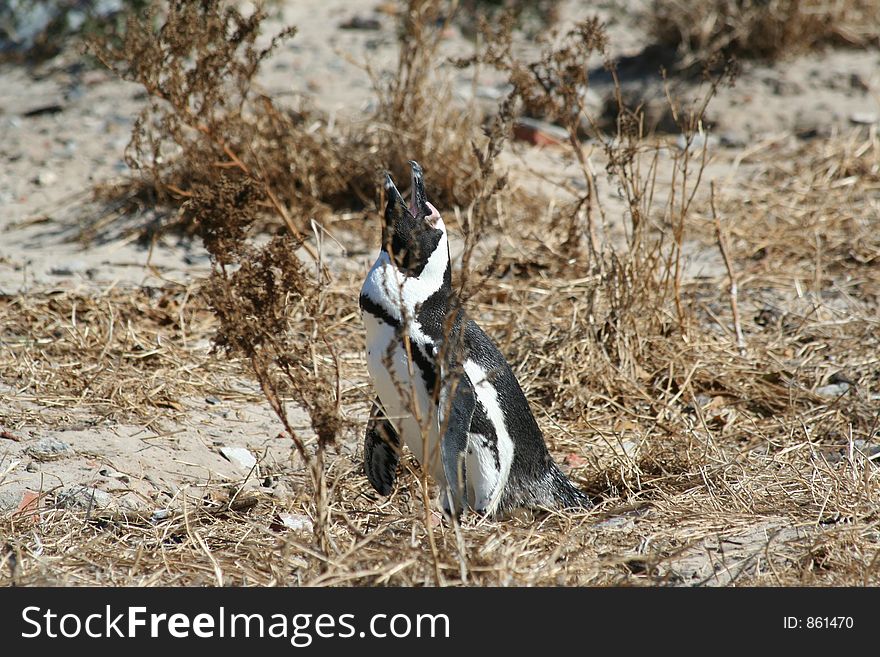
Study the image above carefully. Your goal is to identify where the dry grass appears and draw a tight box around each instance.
[0,284,235,425]
[3,130,879,586]
[648,0,880,68]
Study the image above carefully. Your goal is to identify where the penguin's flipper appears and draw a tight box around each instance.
[439,370,476,514]
[364,398,401,496]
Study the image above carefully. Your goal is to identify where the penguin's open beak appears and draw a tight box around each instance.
[409,160,432,220]
[384,171,402,204]
[384,172,408,211]
[383,171,410,228]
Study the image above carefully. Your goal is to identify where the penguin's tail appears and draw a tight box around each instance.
[500,458,594,514]
[548,461,594,510]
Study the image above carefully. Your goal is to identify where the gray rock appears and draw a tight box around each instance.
[55,486,114,511]
[816,382,850,398]
[339,16,381,30]
[98,468,129,482]
[695,394,713,408]
[853,440,880,461]
[826,440,880,466]
[278,512,314,533]
[794,110,833,139]
[720,132,747,148]
[594,515,635,531]
[34,170,58,187]
[220,446,257,471]
[621,439,640,458]
[25,436,74,461]
[850,112,878,126]
[0,490,22,512]
[850,73,870,92]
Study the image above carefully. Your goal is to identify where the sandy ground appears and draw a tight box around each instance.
[1,0,878,584]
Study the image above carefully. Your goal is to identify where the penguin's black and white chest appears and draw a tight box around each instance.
[359,246,446,482]
[360,244,519,514]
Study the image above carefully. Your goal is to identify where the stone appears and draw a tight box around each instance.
[816,382,850,398]
[0,491,21,512]
[850,73,870,92]
[339,16,381,30]
[25,436,73,461]
[850,112,878,126]
[34,170,58,187]
[55,486,115,511]
[278,512,314,533]
[676,133,719,152]
[220,446,257,471]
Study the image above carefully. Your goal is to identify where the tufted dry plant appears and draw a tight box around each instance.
[647,0,880,70]
[86,0,517,241]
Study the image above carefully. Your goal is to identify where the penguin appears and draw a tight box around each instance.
[359,160,591,517]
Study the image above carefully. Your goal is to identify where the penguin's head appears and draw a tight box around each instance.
[382,160,446,277]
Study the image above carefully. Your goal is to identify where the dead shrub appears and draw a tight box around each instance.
[88,0,357,233]
[648,0,880,68]
[87,0,505,238]
[184,172,344,551]
[468,13,737,398]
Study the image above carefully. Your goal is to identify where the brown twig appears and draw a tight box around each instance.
[711,181,746,355]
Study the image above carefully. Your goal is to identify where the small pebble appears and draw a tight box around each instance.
[850,112,878,126]
[594,516,634,531]
[621,439,640,458]
[99,468,129,482]
[720,132,747,148]
[850,73,870,92]
[816,382,850,398]
[50,259,88,276]
[25,436,73,461]
[278,512,314,533]
[34,170,58,187]
[220,446,257,470]
[0,491,21,512]
[55,486,114,510]
[852,440,880,461]
[676,133,719,151]
[339,16,381,30]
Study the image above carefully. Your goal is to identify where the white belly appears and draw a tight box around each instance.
[363,312,444,483]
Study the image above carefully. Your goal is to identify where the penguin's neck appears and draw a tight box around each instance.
[373,231,451,318]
